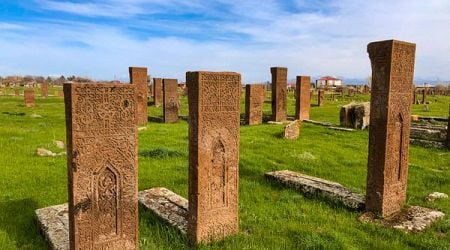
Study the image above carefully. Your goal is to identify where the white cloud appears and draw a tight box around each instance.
[0,1,449,82]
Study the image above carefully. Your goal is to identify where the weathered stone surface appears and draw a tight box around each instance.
[340,102,370,129]
[153,78,163,107]
[410,115,419,121]
[35,204,70,250]
[425,192,448,202]
[63,83,138,249]
[366,39,416,217]
[129,67,149,126]
[54,140,65,149]
[41,82,49,98]
[359,206,445,233]
[271,67,287,122]
[14,89,19,96]
[283,120,300,139]
[318,90,324,107]
[265,170,365,210]
[138,188,188,233]
[36,148,65,157]
[245,84,265,125]
[303,119,333,127]
[410,139,446,149]
[24,89,35,107]
[410,127,446,142]
[163,79,179,123]
[328,126,355,132]
[186,71,240,244]
[295,76,311,120]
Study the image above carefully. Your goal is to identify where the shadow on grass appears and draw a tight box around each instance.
[148,116,163,123]
[0,199,47,249]
[2,111,26,116]
[139,148,185,159]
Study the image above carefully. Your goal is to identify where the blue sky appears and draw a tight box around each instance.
[0,0,449,83]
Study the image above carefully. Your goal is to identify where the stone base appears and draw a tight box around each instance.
[265,170,365,210]
[359,206,445,233]
[35,204,69,250]
[138,187,188,233]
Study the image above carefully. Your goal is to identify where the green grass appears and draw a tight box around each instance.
[0,92,449,249]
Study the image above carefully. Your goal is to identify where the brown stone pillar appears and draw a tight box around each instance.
[270,67,287,121]
[318,90,324,107]
[24,89,35,107]
[422,88,427,104]
[163,78,179,123]
[64,83,138,249]
[153,78,163,107]
[295,76,311,120]
[41,82,48,98]
[366,39,416,217]
[186,71,240,244]
[412,87,416,104]
[129,67,148,126]
[245,84,265,125]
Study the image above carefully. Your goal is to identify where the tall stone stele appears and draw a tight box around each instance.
[153,78,163,107]
[64,83,139,249]
[271,67,287,122]
[186,71,240,244]
[41,82,49,98]
[295,76,311,120]
[129,67,148,126]
[318,90,325,107]
[24,89,35,107]
[366,39,416,217]
[245,84,265,125]
[163,78,179,123]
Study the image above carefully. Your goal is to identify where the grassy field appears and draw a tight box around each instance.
[0,88,449,249]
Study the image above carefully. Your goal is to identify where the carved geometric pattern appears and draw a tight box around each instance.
[186,71,240,244]
[271,67,287,122]
[245,84,265,125]
[295,76,311,120]
[64,83,138,249]
[366,40,416,217]
[163,79,179,123]
[129,67,148,126]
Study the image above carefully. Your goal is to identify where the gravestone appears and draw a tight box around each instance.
[245,84,265,125]
[295,76,311,120]
[447,105,450,148]
[14,89,19,96]
[64,83,138,249]
[41,82,49,98]
[163,78,179,123]
[153,78,163,107]
[412,88,417,104]
[129,67,149,126]
[422,89,427,104]
[318,90,324,106]
[271,67,287,122]
[58,91,64,98]
[24,89,35,107]
[186,71,240,244]
[366,39,416,217]
[283,120,300,139]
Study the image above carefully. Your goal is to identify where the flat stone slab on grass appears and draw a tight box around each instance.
[35,204,69,250]
[265,170,365,210]
[138,187,188,234]
[359,206,445,233]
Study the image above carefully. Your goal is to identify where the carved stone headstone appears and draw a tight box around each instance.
[318,90,324,107]
[41,82,49,98]
[271,67,287,122]
[366,39,416,217]
[14,89,19,97]
[422,89,427,104]
[153,78,163,107]
[129,67,148,126]
[64,83,138,249]
[295,76,311,120]
[163,78,179,123]
[245,84,265,125]
[186,71,240,244]
[412,88,417,104]
[24,89,35,107]
[283,120,301,139]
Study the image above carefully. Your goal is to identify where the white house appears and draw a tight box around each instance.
[316,76,342,88]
